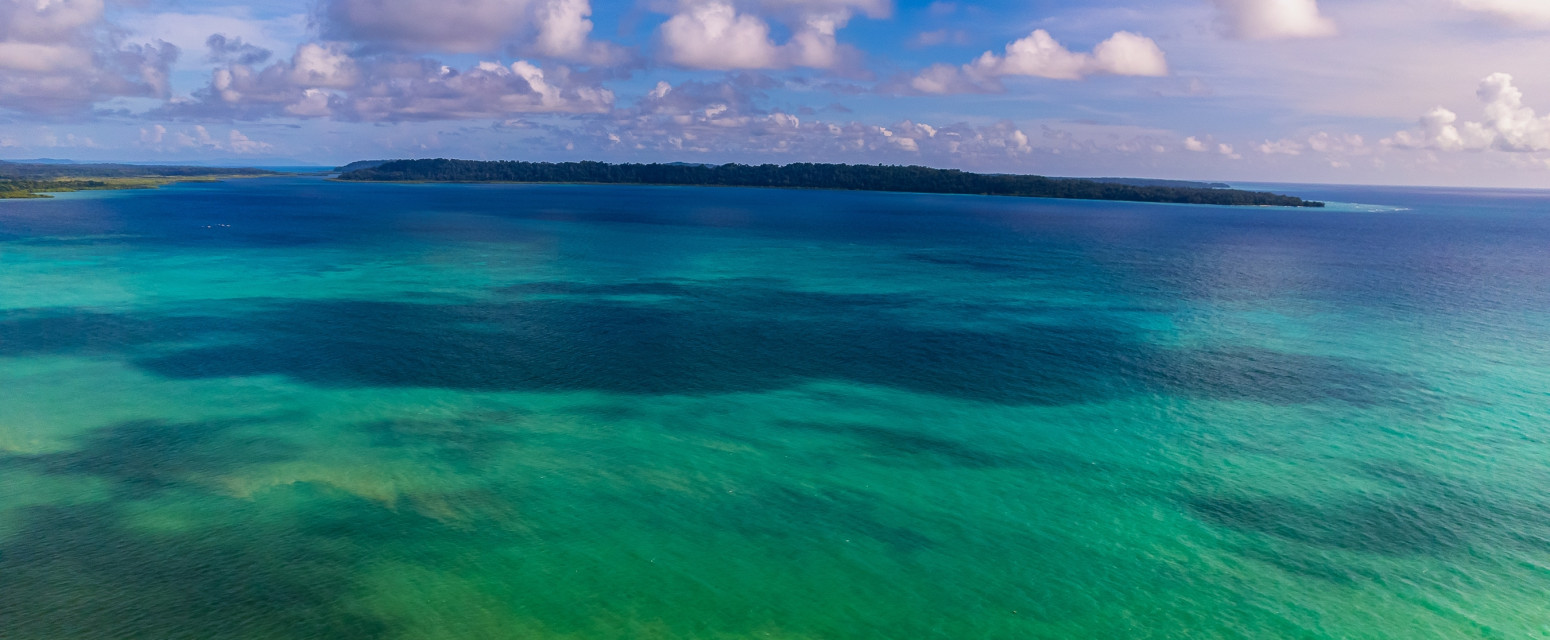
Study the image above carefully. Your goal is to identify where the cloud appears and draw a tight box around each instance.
[1386,73,1550,152]
[1183,135,1241,158]
[122,11,304,72]
[1453,0,1550,28]
[562,76,1034,164]
[165,43,613,121]
[907,30,1167,94]
[319,0,619,62]
[1257,138,1304,155]
[1212,0,1336,39]
[910,29,969,47]
[656,0,885,70]
[205,34,273,65]
[659,1,783,69]
[0,0,179,113]
[1306,131,1364,154]
[139,124,272,153]
[226,129,272,153]
[347,59,615,120]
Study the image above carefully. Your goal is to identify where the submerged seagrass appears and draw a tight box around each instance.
[0,177,1547,639]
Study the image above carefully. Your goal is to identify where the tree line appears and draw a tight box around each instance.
[337,159,1324,207]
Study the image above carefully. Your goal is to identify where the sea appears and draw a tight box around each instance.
[1,176,1548,638]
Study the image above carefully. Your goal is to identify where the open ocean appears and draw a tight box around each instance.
[2,176,1548,638]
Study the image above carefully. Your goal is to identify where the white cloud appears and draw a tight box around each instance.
[320,0,618,62]
[659,1,783,69]
[657,0,884,70]
[1306,131,1365,153]
[1258,138,1305,155]
[1453,0,1550,28]
[1212,0,1337,40]
[227,129,272,153]
[137,124,273,153]
[1386,73,1550,152]
[0,0,178,113]
[908,30,1167,94]
[170,45,614,122]
[1183,135,1241,158]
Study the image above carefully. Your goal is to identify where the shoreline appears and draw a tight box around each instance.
[0,174,284,199]
[327,177,1325,208]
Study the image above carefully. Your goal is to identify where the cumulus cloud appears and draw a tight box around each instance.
[165,43,613,121]
[1182,135,1241,158]
[1306,131,1364,154]
[907,29,1167,94]
[657,0,885,70]
[1386,73,1550,152]
[1257,132,1366,159]
[205,34,272,65]
[1212,0,1336,39]
[1257,138,1304,155]
[0,0,179,113]
[1453,0,1550,27]
[348,59,614,120]
[659,1,783,69]
[572,76,1034,163]
[149,124,273,154]
[319,0,619,62]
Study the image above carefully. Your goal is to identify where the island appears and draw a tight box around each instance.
[0,161,277,198]
[336,159,1324,207]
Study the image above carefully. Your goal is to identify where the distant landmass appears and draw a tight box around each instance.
[1081,177,1233,189]
[338,159,1322,207]
[333,160,391,173]
[0,161,276,198]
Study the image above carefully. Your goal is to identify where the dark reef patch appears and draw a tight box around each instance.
[0,279,1413,407]
[0,311,228,357]
[6,417,298,496]
[132,280,1410,406]
[775,420,1024,469]
[0,496,388,640]
[1186,463,1550,557]
[362,413,530,469]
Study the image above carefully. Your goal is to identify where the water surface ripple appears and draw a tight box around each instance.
[1,178,1548,638]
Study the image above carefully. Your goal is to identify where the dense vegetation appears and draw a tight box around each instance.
[334,160,390,173]
[338,159,1323,207]
[0,162,275,198]
[1085,177,1232,189]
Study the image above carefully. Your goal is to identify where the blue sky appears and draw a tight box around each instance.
[3,0,1550,186]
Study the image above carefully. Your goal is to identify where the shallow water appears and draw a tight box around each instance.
[2,178,1549,638]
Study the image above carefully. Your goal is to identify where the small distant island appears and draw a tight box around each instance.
[337,159,1324,207]
[0,161,276,198]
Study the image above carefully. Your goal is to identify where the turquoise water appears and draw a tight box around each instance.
[2,178,1549,638]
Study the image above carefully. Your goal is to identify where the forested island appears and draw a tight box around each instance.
[337,159,1323,207]
[0,161,276,198]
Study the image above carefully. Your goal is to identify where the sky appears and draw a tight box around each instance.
[2,0,1550,186]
